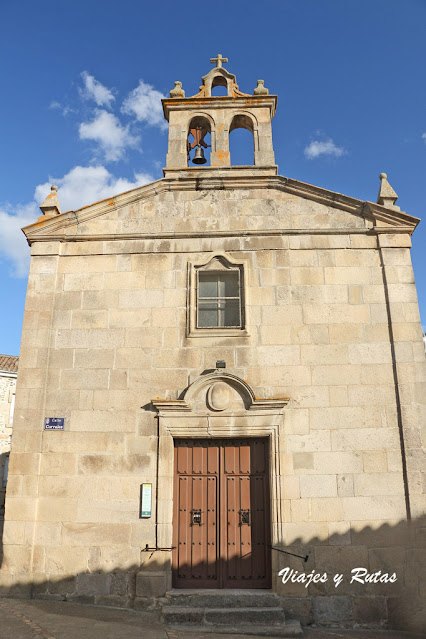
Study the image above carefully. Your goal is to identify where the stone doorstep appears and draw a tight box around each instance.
[161,589,302,637]
[162,605,286,625]
[164,619,303,637]
[162,589,303,636]
[164,588,283,608]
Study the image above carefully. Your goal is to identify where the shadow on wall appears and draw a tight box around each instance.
[0,515,424,633]
[0,451,8,565]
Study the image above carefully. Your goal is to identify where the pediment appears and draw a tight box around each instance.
[151,371,289,416]
[201,67,237,85]
[22,173,420,245]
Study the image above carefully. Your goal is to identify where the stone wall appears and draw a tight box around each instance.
[1,182,425,630]
[0,372,16,516]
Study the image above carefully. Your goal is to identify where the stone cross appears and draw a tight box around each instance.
[210,53,228,68]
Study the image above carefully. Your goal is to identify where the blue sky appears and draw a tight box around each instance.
[1,0,425,355]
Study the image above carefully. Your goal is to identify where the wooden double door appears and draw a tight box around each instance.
[172,438,271,589]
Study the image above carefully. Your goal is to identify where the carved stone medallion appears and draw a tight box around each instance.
[207,382,231,411]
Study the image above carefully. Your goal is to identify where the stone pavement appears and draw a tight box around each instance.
[0,598,423,639]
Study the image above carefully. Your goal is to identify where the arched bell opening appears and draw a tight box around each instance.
[211,75,229,96]
[229,114,255,166]
[187,116,212,166]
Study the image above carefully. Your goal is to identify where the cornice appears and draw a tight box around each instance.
[364,201,420,230]
[162,95,278,120]
[0,371,18,379]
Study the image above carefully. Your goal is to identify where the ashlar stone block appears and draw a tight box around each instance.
[337,474,354,497]
[63,273,103,291]
[62,522,131,547]
[354,473,405,496]
[328,521,351,545]
[342,495,407,521]
[37,497,77,522]
[331,427,400,452]
[293,452,314,470]
[286,431,331,454]
[136,571,169,598]
[301,344,348,366]
[310,497,343,522]
[290,498,309,522]
[300,474,337,498]
[303,304,370,325]
[119,289,163,309]
[291,267,324,285]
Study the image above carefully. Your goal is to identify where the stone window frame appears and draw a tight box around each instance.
[186,253,249,338]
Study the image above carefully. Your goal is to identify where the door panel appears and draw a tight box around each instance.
[174,442,219,587]
[173,438,271,589]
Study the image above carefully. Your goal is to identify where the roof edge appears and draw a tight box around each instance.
[22,173,421,242]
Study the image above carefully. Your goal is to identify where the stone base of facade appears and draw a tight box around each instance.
[0,570,423,632]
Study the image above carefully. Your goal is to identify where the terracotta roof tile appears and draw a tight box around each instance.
[0,355,19,374]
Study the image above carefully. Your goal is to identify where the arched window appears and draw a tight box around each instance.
[187,116,212,166]
[229,114,255,166]
[197,269,241,328]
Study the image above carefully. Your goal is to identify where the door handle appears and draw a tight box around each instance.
[239,509,251,525]
[191,509,202,525]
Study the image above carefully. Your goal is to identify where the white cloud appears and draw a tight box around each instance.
[422,133,426,143]
[304,138,347,160]
[49,101,74,116]
[79,109,140,161]
[122,80,167,130]
[34,165,154,212]
[80,71,115,108]
[0,204,36,277]
[0,166,155,277]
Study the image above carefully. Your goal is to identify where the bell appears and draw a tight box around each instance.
[192,146,207,165]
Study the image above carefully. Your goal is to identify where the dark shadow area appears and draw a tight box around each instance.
[0,505,424,632]
[0,451,9,565]
[269,515,425,633]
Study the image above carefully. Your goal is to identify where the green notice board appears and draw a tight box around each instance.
[141,483,152,518]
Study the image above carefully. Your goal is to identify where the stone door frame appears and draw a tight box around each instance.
[152,371,289,591]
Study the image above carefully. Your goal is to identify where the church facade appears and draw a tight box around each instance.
[1,58,425,630]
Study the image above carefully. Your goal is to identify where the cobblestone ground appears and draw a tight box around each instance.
[0,599,423,639]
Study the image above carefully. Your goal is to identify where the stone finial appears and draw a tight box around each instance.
[170,81,185,98]
[253,79,268,95]
[377,172,399,210]
[39,184,61,217]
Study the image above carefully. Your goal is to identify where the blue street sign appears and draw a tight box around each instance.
[44,417,65,430]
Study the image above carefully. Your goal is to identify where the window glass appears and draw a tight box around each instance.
[199,274,218,298]
[223,299,240,327]
[219,272,239,297]
[197,270,241,328]
[198,302,219,327]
